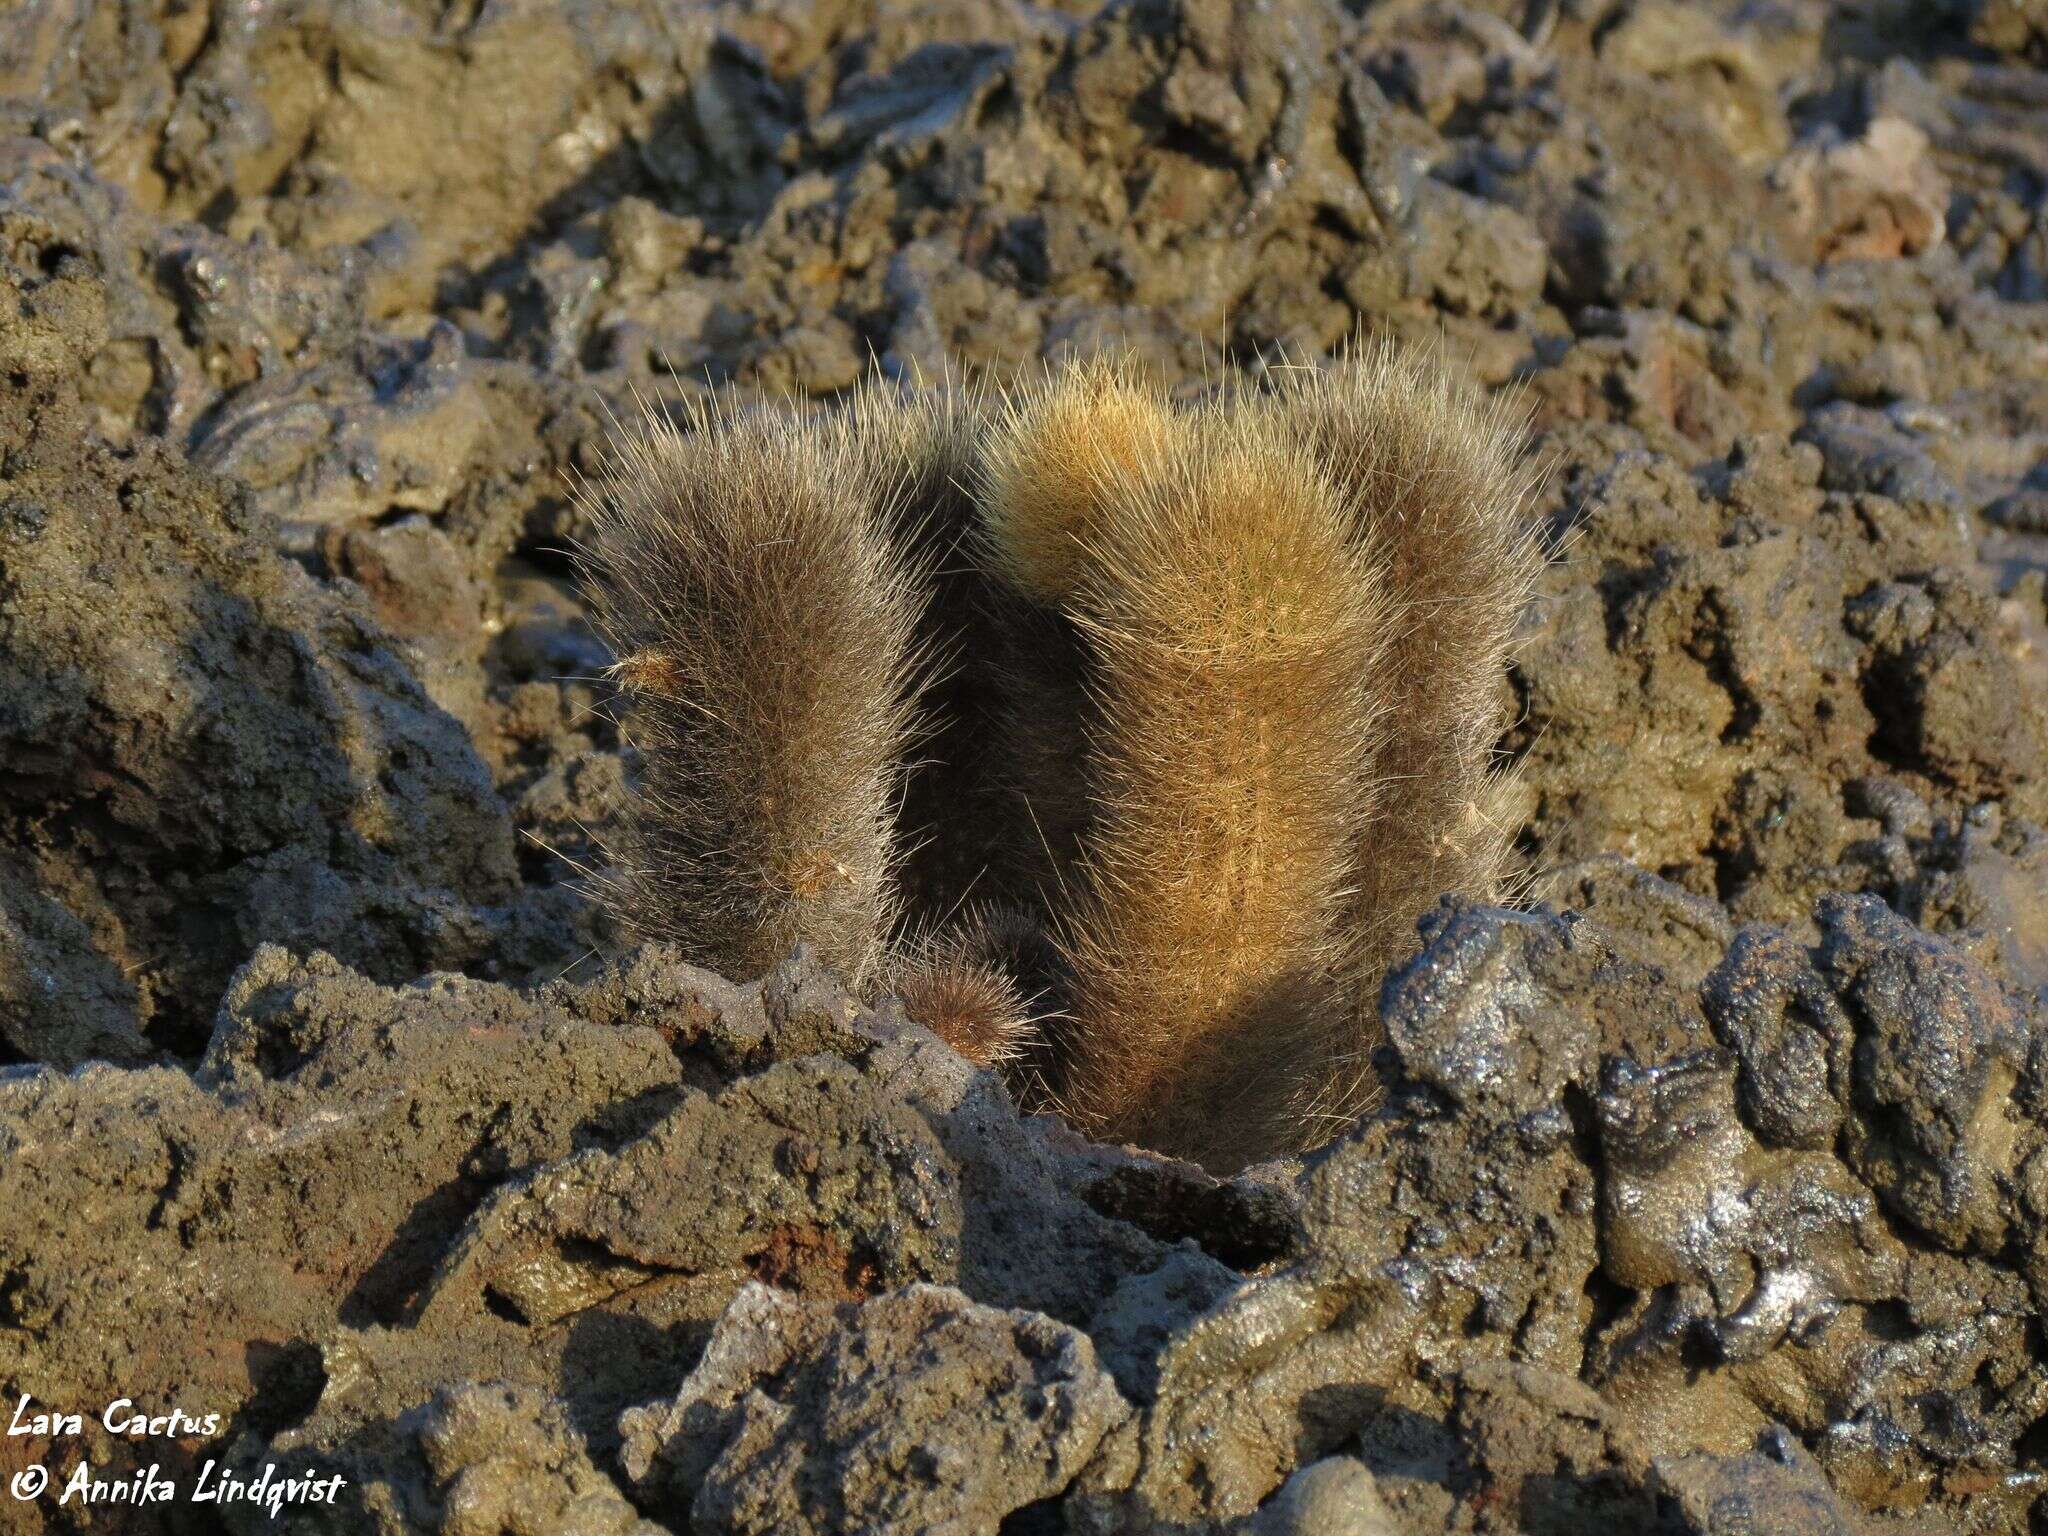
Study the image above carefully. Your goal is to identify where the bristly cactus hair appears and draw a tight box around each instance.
[576,341,1541,1173]
[1261,342,1544,1142]
[573,392,932,992]
[979,397,1399,1167]
[968,359,1185,904]
[975,356,1184,607]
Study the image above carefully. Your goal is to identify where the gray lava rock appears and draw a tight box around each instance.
[0,867,156,1068]
[617,1282,1131,1535]
[0,242,520,1056]
[1798,401,1968,510]
[1518,429,2048,941]
[1818,893,2039,1254]
[1542,855,1736,992]
[1968,0,2048,60]
[412,1383,666,1536]
[413,1054,972,1334]
[1594,1045,1903,1356]
[1704,925,1852,1150]
[1652,1428,1860,1536]
[0,943,683,1486]
[2,941,1204,1533]
[1379,903,1601,1120]
[1250,1455,1396,1536]
[1445,1362,1661,1531]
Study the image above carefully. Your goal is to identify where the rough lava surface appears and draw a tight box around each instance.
[4,0,2048,1531]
